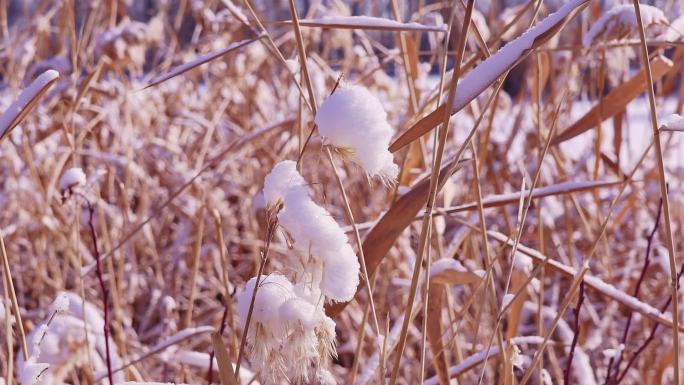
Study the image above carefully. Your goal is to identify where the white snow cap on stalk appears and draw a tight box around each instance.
[236,274,295,331]
[314,85,398,181]
[236,273,337,385]
[19,361,49,385]
[662,114,684,130]
[262,160,306,207]
[583,4,668,47]
[17,292,124,385]
[59,167,86,191]
[278,185,360,302]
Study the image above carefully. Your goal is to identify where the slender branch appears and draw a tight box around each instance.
[234,211,278,378]
[83,197,114,385]
[615,263,684,384]
[564,281,585,385]
[631,1,680,382]
[388,2,475,384]
[605,198,663,384]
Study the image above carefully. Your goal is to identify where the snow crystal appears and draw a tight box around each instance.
[31,324,49,354]
[315,85,398,180]
[317,369,337,385]
[18,292,125,385]
[279,186,350,261]
[510,344,524,368]
[236,272,336,384]
[513,252,534,273]
[262,160,306,207]
[59,167,86,191]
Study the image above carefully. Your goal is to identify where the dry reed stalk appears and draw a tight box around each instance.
[475,94,564,385]
[488,231,684,332]
[426,260,484,385]
[3,280,13,385]
[389,0,589,153]
[518,265,589,385]
[0,234,28,361]
[388,3,475,384]
[81,120,290,275]
[286,3,388,383]
[98,326,216,379]
[631,1,680,381]
[439,180,623,214]
[468,139,509,385]
[144,35,264,89]
[270,18,448,33]
[0,70,59,140]
[240,0,313,111]
[329,67,505,316]
[349,301,371,384]
[184,199,206,329]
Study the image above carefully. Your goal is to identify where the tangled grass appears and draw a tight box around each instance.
[1,1,684,384]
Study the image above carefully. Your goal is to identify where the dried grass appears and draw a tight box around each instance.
[1,1,684,385]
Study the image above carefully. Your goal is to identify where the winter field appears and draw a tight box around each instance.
[1,0,684,384]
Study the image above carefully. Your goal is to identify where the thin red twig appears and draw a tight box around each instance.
[84,197,114,385]
[605,198,663,384]
[564,281,585,385]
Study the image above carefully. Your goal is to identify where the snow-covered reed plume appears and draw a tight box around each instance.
[17,292,124,385]
[262,160,360,302]
[315,84,398,181]
[236,274,336,385]
[261,160,306,207]
[236,160,364,384]
[583,4,668,48]
[59,167,87,192]
[278,185,360,302]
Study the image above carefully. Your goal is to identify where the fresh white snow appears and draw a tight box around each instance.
[0,69,59,136]
[294,16,447,32]
[583,4,668,47]
[315,84,399,181]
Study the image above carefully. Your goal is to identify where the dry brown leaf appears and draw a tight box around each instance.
[404,34,420,82]
[212,332,239,385]
[552,56,673,145]
[326,158,470,316]
[389,0,589,153]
